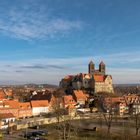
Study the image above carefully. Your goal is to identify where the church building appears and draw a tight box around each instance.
[60,60,114,94]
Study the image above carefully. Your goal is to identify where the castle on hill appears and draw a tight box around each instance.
[60,60,114,94]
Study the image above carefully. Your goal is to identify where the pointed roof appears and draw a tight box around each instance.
[31,100,49,107]
[73,90,87,100]
[89,60,94,65]
[99,61,105,65]
[63,95,76,105]
[94,75,104,82]
[4,100,19,108]
[0,113,15,119]
[31,91,53,102]
[19,102,31,109]
[0,89,6,99]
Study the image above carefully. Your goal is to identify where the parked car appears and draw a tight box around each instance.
[31,137,47,140]
[37,130,48,136]
[31,130,48,136]
[30,137,40,140]
[32,131,41,137]
[24,132,33,139]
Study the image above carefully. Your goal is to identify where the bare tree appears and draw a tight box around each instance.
[51,98,78,140]
[129,103,140,135]
[58,116,79,140]
[97,96,115,134]
[51,97,65,124]
[102,107,113,134]
[134,113,140,135]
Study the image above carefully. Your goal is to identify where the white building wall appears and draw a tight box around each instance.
[1,118,15,129]
[32,107,49,116]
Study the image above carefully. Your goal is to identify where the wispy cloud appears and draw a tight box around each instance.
[15,70,24,73]
[108,68,140,84]
[101,51,140,68]
[0,51,139,85]
[0,2,83,40]
[20,64,64,70]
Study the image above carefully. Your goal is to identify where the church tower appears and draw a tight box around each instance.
[99,61,105,75]
[88,60,95,75]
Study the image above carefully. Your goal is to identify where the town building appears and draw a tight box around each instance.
[124,94,140,114]
[0,100,19,118]
[30,90,56,112]
[31,100,49,116]
[103,94,140,116]
[0,113,16,129]
[72,90,87,106]
[63,95,76,108]
[0,88,13,100]
[18,102,32,118]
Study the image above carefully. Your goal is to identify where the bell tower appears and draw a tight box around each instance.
[88,60,95,75]
[99,61,105,75]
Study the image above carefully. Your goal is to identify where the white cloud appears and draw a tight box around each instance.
[108,68,140,84]
[0,3,83,40]
[94,51,140,68]
[0,58,86,85]
[0,52,140,85]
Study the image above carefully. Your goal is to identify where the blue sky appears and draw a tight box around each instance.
[0,0,140,85]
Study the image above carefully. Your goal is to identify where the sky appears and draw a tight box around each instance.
[0,0,140,85]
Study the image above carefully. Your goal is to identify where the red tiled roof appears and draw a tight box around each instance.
[63,95,76,105]
[0,89,13,99]
[0,102,3,107]
[0,89,6,99]
[73,90,86,100]
[19,102,31,109]
[31,100,49,107]
[3,100,19,108]
[123,94,139,104]
[64,75,74,81]
[0,113,15,119]
[104,97,125,104]
[94,75,104,82]
[4,89,13,96]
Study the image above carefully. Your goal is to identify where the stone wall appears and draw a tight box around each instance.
[94,76,114,93]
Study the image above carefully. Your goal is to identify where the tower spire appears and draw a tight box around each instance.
[99,61,105,75]
[88,60,94,75]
